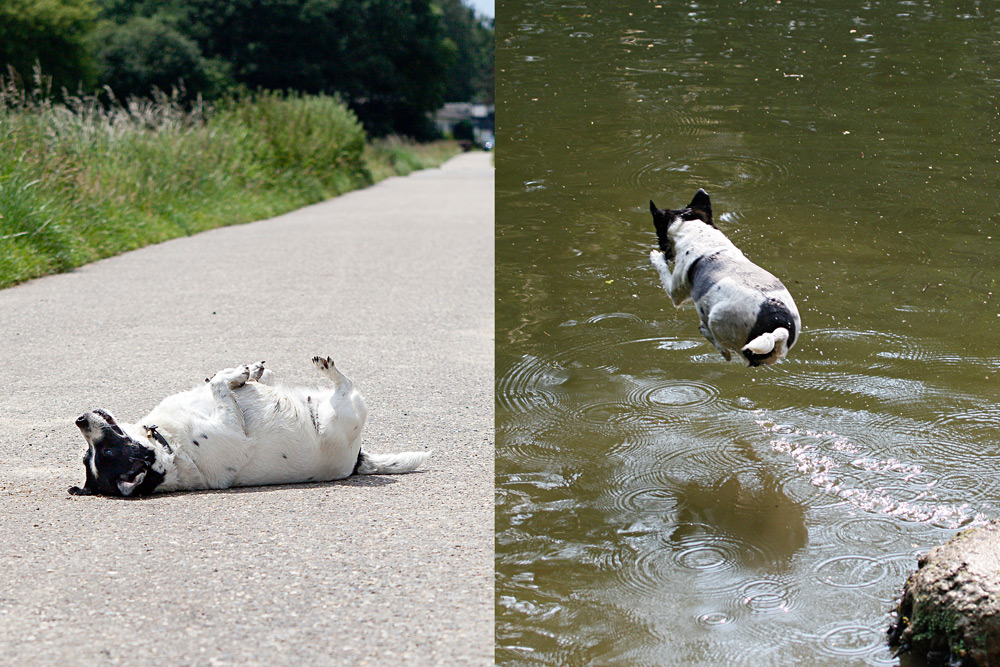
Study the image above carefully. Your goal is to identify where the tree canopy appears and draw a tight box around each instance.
[0,0,97,91]
[0,0,493,137]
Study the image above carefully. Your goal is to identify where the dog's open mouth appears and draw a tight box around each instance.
[118,463,148,496]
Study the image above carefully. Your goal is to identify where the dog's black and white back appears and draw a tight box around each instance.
[649,189,801,366]
[71,356,429,497]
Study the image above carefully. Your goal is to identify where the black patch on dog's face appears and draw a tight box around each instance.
[650,189,716,258]
[71,411,164,497]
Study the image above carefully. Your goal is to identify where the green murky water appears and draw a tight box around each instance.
[495,2,1000,664]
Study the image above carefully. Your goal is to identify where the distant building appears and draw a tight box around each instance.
[433,103,495,147]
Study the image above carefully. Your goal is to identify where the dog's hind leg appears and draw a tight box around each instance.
[311,356,368,448]
[699,322,731,361]
[311,356,353,394]
[208,365,250,434]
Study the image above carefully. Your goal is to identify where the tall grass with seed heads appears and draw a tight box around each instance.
[0,72,460,289]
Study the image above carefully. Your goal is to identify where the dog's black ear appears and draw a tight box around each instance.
[650,200,659,215]
[689,189,712,223]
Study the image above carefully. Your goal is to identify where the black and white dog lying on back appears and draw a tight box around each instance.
[71,356,430,497]
[649,189,801,366]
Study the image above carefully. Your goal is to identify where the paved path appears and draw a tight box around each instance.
[0,152,494,665]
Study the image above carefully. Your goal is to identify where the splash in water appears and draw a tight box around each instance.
[756,416,989,529]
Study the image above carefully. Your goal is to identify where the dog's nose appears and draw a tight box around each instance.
[75,414,89,428]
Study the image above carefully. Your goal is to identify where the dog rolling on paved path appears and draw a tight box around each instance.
[649,189,801,366]
[71,356,430,497]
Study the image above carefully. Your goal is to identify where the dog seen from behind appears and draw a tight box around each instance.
[71,356,430,497]
[649,189,801,366]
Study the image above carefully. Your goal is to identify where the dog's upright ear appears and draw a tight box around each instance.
[688,188,713,225]
[649,200,676,258]
[649,200,670,230]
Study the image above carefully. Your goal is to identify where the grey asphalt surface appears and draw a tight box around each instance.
[0,152,494,665]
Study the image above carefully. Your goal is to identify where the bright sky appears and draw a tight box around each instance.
[465,0,494,18]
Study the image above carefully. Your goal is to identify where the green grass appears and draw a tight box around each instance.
[0,84,461,289]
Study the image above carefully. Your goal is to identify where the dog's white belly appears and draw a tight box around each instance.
[147,382,364,491]
[232,434,359,486]
[232,385,363,485]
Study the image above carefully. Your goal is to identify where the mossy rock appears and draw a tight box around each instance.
[889,519,1000,666]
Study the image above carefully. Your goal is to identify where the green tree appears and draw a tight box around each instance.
[477,16,493,104]
[90,16,219,99]
[439,0,492,104]
[181,0,454,137]
[0,0,98,90]
[93,0,187,24]
[328,0,453,137]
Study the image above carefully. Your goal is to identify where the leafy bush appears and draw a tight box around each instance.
[217,92,371,195]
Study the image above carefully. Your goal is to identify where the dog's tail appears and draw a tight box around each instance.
[354,450,431,475]
[742,327,790,357]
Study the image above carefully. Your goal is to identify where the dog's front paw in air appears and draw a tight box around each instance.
[649,248,668,271]
[211,365,251,389]
[248,361,266,382]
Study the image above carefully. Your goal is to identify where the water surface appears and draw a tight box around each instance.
[496,2,1000,664]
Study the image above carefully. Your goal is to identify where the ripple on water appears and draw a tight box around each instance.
[928,407,1000,451]
[832,516,906,548]
[496,354,568,419]
[700,154,792,193]
[573,399,639,428]
[619,539,676,597]
[609,479,679,516]
[620,527,766,598]
[938,471,1000,505]
[568,381,705,441]
[813,327,986,380]
[653,337,703,351]
[819,624,886,658]
[767,368,932,406]
[584,311,645,326]
[644,379,719,408]
[695,610,735,628]
[668,528,767,575]
[814,555,888,589]
[738,578,797,616]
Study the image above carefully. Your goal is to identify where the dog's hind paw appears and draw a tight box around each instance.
[312,355,352,389]
[248,361,266,382]
[312,355,335,371]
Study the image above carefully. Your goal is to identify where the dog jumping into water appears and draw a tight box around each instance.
[649,189,801,366]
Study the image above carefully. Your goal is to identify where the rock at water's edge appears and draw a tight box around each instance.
[889,518,1000,666]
